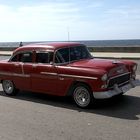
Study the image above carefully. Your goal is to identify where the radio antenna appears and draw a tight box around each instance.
[67,27,70,41]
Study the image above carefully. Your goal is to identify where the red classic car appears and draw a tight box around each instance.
[0,42,139,108]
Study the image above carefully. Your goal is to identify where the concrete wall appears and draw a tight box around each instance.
[0,47,17,51]
[0,46,140,52]
[88,46,140,52]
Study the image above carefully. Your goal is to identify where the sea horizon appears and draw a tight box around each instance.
[0,39,140,48]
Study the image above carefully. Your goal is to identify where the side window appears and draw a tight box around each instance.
[10,52,32,62]
[36,52,53,64]
[19,52,33,63]
[10,54,18,62]
[55,48,69,64]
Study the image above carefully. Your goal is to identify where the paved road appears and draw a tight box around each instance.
[0,56,140,140]
[0,77,140,140]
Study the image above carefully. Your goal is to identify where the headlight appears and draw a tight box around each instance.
[101,73,108,81]
[132,65,137,72]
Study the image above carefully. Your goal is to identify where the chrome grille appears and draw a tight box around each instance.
[108,73,131,88]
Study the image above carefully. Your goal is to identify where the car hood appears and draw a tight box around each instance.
[69,58,125,71]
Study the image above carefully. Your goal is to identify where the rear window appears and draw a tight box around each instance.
[19,53,32,62]
[10,52,33,63]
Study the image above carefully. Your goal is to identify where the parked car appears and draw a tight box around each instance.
[0,42,139,108]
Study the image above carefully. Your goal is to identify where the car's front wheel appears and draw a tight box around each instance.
[2,80,18,96]
[72,83,93,108]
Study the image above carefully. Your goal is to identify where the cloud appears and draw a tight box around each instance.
[87,1,103,8]
[105,5,140,19]
[0,2,84,41]
[0,1,140,41]
[17,4,81,24]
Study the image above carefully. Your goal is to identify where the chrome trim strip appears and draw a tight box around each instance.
[40,72,58,76]
[21,63,24,74]
[59,74,98,80]
[40,72,97,80]
[118,80,130,86]
[107,72,131,88]
[0,72,30,78]
[93,79,140,99]
[108,80,130,89]
[109,72,131,80]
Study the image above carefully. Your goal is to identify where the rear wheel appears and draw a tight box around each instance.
[2,80,18,96]
[72,83,93,108]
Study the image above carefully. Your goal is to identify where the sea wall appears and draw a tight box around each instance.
[88,46,140,53]
[0,47,17,51]
[0,46,140,52]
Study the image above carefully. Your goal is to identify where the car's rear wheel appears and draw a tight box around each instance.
[72,83,93,108]
[2,80,18,96]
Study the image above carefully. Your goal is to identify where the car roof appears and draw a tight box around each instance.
[13,42,83,54]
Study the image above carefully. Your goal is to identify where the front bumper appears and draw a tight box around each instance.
[93,79,140,99]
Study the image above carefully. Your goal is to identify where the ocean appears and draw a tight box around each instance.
[0,39,140,48]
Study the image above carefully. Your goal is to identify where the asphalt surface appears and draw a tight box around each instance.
[0,56,140,140]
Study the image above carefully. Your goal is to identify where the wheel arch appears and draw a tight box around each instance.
[66,80,92,96]
[2,79,19,96]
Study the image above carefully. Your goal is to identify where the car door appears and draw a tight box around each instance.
[54,47,74,96]
[1,61,23,88]
[10,51,33,90]
[18,52,33,90]
[31,51,59,95]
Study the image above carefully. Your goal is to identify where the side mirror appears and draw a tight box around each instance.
[50,61,53,65]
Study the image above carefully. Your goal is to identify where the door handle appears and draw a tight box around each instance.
[32,64,37,68]
[59,76,64,80]
[14,64,20,67]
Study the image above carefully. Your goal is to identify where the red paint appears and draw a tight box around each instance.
[0,42,137,96]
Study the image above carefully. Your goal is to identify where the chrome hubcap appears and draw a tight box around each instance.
[74,87,90,107]
[3,80,14,94]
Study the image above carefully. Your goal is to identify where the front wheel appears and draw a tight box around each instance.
[2,80,18,96]
[72,84,93,108]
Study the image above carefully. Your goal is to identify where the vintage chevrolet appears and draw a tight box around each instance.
[0,42,139,108]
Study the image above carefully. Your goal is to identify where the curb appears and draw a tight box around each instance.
[0,54,11,56]
[92,52,140,60]
[0,51,12,56]
[94,56,140,60]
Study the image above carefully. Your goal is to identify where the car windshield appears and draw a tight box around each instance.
[55,45,92,64]
[70,45,92,61]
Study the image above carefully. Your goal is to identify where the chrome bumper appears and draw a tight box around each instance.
[93,79,140,99]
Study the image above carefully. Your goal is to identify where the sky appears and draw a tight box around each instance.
[0,0,140,42]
